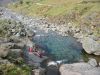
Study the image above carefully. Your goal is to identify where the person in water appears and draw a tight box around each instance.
[32,45,45,58]
[27,32,45,58]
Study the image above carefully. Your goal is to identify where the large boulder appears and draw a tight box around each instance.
[59,61,100,75]
[82,37,100,55]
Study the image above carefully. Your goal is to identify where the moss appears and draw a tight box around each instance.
[0,19,11,37]
[0,64,31,75]
[82,51,89,62]
[0,19,23,37]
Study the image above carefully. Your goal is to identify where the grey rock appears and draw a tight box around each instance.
[45,65,60,75]
[9,36,21,43]
[8,49,22,58]
[0,44,11,57]
[0,59,10,64]
[59,62,100,75]
[83,67,100,75]
[88,58,97,67]
[15,43,25,48]
[82,37,100,55]
[32,68,45,75]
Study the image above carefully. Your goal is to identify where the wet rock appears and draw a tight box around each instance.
[44,60,60,75]
[27,53,47,67]
[82,37,100,55]
[45,65,60,75]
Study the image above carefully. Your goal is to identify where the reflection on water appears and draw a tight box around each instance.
[33,30,83,63]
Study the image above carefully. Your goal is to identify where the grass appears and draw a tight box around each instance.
[0,64,31,75]
[8,0,100,37]
[8,0,82,17]
[9,0,100,17]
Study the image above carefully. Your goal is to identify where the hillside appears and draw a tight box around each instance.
[0,1,100,75]
[9,0,100,17]
[9,0,100,38]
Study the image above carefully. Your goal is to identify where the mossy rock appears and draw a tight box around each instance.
[0,64,31,75]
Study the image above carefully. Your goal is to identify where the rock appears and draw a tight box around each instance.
[59,64,82,75]
[8,37,21,43]
[27,53,47,67]
[8,49,22,58]
[82,37,100,55]
[32,68,45,75]
[60,70,82,75]
[15,43,25,49]
[0,45,10,57]
[88,58,97,67]
[9,42,25,49]
[0,59,10,64]
[0,43,15,49]
[82,67,100,75]
[27,30,35,37]
[59,62,100,75]
[0,42,15,58]
[0,37,8,43]
[45,65,60,75]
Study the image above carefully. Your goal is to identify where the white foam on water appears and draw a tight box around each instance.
[47,61,58,66]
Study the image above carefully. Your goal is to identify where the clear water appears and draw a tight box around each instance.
[33,30,83,63]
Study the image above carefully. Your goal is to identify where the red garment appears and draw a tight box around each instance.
[29,47,33,52]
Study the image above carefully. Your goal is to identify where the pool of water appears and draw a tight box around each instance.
[33,30,83,63]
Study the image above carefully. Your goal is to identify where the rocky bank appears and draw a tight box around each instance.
[0,7,100,75]
[1,7,100,56]
[60,58,100,75]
